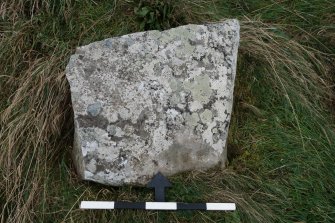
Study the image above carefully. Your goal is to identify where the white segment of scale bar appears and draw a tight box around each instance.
[80,201,115,209]
[206,203,236,211]
[145,202,177,210]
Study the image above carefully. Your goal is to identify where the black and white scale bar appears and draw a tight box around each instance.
[80,201,236,211]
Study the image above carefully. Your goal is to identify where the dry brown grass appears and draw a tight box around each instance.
[0,0,73,21]
[0,30,72,221]
[237,18,334,153]
[240,18,333,107]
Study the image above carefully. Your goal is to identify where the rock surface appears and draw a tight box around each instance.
[66,19,240,186]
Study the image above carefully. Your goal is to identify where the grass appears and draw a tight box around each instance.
[0,0,334,222]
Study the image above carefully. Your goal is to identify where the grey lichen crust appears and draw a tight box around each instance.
[66,19,240,186]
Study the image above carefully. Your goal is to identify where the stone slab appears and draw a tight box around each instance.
[66,19,240,186]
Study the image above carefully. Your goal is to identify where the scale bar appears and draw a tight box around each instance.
[81,201,236,211]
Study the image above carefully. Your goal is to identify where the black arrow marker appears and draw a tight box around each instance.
[147,172,171,202]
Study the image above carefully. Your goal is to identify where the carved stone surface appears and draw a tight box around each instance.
[66,19,240,186]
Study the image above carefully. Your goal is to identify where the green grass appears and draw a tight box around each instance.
[1,0,334,222]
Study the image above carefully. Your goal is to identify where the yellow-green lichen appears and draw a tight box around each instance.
[184,74,212,104]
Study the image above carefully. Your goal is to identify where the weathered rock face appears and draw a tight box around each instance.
[66,19,240,186]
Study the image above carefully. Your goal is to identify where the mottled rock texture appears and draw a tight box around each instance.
[66,19,240,186]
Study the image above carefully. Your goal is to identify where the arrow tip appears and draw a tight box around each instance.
[147,172,171,188]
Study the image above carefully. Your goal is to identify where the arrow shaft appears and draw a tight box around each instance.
[154,187,165,202]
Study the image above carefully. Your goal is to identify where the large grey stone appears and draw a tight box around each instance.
[66,19,240,186]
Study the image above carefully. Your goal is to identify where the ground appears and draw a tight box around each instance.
[0,1,334,222]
